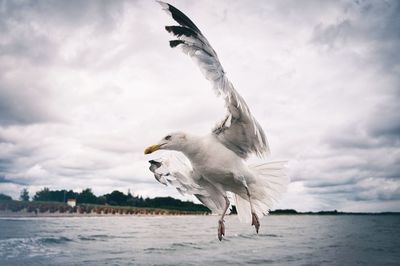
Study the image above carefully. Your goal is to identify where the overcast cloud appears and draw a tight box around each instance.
[0,0,399,212]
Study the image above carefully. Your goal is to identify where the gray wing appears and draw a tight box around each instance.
[148,156,227,214]
[158,1,269,158]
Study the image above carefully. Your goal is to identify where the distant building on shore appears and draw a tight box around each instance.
[67,199,76,207]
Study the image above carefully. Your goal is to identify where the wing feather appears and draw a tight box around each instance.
[158,1,270,158]
[148,155,227,214]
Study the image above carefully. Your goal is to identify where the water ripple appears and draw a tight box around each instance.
[39,236,73,244]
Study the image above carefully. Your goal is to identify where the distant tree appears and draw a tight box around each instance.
[270,209,298,214]
[126,190,139,206]
[97,196,107,205]
[33,187,50,201]
[104,190,128,206]
[136,196,210,212]
[126,197,138,206]
[27,187,210,212]
[0,193,12,201]
[65,190,78,202]
[20,188,30,201]
[134,196,145,207]
[77,188,97,204]
[33,188,78,202]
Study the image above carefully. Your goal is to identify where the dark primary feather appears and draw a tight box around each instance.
[161,2,202,34]
[165,25,215,57]
[169,40,185,48]
[165,25,198,38]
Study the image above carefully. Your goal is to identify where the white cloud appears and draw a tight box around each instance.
[0,0,399,211]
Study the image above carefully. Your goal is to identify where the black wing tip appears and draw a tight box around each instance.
[158,1,202,34]
[149,160,162,166]
[169,40,184,48]
[165,25,198,38]
[165,25,175,34]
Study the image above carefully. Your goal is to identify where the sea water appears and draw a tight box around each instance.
[0,215,399,265]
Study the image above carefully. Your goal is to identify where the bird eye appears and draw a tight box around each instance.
[164,135,171,140]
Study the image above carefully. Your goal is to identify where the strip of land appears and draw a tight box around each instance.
[0,200,209,217]
[1,200,398,217]
[268,209,400,215]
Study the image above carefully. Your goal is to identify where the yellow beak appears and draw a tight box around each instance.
[144,144,161,154]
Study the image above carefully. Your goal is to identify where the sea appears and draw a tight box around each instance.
[0,215,399,266]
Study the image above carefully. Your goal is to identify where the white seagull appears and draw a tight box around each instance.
[145,1,288,240]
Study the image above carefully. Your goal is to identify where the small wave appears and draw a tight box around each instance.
[89,234,109,238]
[258,233,281,237]
[144,247,176,254]
[86,234,135,240]
[236,233,255,239]
[246,258,275,264]
[171,242,203,250]
[78,235,96,241]
[39,236,73,244]
[108,250,126,255]
[237,233,280,239]
[0,237,61,259]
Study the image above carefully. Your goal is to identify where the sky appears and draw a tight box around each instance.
[0,0,399,212]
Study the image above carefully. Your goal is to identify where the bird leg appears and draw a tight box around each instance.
[251,212,260,234]
[218,196,230,241]
[218,219,225,241]
[245,187,260,234]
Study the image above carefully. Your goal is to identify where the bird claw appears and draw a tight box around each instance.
[218,219,225,241]
[251,212,260,234]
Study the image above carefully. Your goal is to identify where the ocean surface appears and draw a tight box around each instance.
[0,215,399,266]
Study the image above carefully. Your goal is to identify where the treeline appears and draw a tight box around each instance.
[1,188,210,213]
[0,194,12,201]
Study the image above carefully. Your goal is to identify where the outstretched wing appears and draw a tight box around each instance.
[148,155,228,214]
[158,1,270,158]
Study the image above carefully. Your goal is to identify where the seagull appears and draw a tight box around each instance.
[145,1,288,240]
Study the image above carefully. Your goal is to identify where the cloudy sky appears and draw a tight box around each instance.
[0,0,399,212]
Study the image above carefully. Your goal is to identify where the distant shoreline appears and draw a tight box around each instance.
[1,201,398,218]
[1,211,398,218]
[2,200,399,218]
[0,200,210,217]
[268,209,400,215]
[0,209,207,218]
[269,211,400,215]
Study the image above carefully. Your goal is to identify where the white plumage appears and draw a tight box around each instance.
[145,1,288,240]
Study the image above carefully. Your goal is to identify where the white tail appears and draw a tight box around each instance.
[235,161,289,223]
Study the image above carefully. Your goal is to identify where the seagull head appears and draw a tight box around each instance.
[144,132,187,154]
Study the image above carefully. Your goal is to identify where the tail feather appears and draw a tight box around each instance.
[235,161,289,223]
